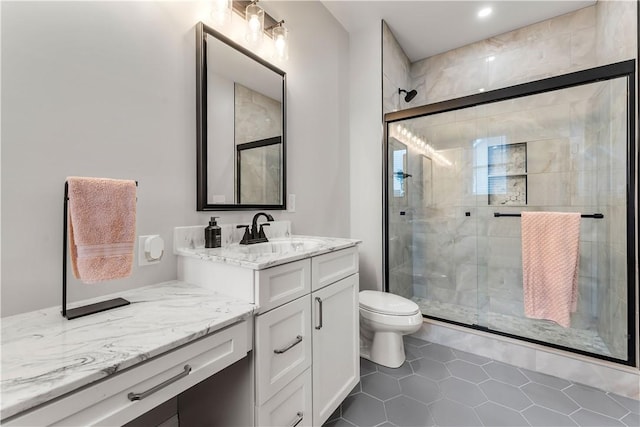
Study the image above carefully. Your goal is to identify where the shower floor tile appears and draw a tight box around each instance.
[412,297,612,357]
[323,337,639,427]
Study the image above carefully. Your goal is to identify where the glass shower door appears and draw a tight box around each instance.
[387,116,480,327]
[385,62,634,364]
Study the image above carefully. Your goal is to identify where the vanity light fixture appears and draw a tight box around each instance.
[245,0,265,45]
[269,20,289,61]
[224,1,289,59]
[211,0,232,26]
[477,6,492,18]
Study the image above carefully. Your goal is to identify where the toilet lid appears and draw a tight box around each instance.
[359,291,420,316]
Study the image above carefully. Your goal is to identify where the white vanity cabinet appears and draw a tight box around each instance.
[254,246,359,427]
[176,241,360,427]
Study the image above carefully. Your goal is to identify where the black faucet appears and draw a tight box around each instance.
[252,212,274,240]
[237,212,274,245]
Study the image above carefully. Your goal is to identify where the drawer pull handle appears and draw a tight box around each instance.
[127,364,192,401]
[274,335,303,354]
[315,297,323,330]
[290,411,304,427]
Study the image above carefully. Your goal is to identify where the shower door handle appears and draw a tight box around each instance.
[315,297,323,330]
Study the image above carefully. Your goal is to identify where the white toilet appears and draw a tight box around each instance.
[359,290,423,368]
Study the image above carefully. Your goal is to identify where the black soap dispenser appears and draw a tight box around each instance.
[205,217,222,248]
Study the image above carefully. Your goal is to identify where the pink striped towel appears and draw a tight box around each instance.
[67,177,137,284]
[521,212,580,328]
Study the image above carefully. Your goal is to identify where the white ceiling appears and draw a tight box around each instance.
[322,0,596,62]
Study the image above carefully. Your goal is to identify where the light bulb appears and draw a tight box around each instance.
[245,2,264,45]
[272,23,288,60]
[248,15,261,32]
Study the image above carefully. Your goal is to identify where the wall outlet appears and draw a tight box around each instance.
[287,194,296,212]
[138,235,164,266]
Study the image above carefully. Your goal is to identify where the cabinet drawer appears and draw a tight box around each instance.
[311,246,358,291]
[255,295,312,405]
[255,259,311,313]
[5,321,250,427]
[256,368,312,427]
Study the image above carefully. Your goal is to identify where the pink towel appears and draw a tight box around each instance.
[67,177,137,284]
[521,212,580,328]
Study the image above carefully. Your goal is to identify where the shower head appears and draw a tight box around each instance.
[399,88,418,102]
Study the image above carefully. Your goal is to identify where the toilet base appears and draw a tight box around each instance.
[361,332,406,368]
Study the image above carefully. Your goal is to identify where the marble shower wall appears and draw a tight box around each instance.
[382,21,411,115]
[410,2,636,106]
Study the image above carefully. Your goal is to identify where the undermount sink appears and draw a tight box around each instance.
[228,238,324,255]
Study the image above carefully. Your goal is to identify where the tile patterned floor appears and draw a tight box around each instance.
[323,337,639,427]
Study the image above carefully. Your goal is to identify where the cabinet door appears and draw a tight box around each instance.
[311,273,359,426]
[255,295,312,405]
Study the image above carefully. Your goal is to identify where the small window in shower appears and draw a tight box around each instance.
[392,143,408,198]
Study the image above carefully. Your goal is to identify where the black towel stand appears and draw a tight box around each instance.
[62,180,137,320]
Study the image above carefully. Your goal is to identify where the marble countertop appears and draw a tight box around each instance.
[176,235,361,270]
[0,281,256,420]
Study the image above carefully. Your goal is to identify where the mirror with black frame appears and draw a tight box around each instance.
[196,22,286,210]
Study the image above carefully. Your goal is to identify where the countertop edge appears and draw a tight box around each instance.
[176,236,362,270]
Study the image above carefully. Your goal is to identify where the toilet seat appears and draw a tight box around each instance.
[359,290,420,316]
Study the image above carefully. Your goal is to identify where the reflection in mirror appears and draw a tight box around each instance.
[238,137,281,203]
[196,22,286,210]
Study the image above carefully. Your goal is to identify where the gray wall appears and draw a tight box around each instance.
[1,1,350,316]
[349,21,383,292]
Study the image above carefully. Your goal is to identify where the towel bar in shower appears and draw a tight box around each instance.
[493,212,604,218]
